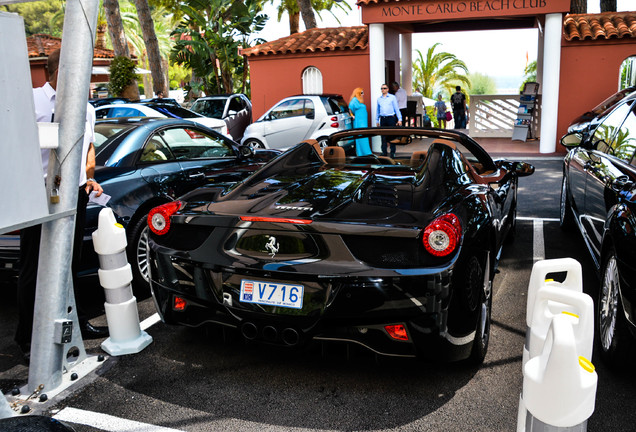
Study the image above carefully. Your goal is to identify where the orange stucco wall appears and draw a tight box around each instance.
[248,51,371,119]
[558,39,636,144]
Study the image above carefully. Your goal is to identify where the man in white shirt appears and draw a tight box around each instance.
[391,81,408,125]
[16,48,107,360]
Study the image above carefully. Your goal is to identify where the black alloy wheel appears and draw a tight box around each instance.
[126,214,151,298]
[598,248,632,368]
[468,254,492,365]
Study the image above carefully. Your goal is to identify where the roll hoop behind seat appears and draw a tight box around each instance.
[323,146,346,164]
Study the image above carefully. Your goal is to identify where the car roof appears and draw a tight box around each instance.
[195,94,247,100]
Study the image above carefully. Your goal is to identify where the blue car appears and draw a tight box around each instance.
[1,117,280,294]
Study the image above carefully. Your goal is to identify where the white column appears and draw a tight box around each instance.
[401,33,413,95]
[536,21,544,87]
[369,23,385,127]
[539,13,562,153]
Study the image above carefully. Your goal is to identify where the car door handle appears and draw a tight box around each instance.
[188,172,205,180]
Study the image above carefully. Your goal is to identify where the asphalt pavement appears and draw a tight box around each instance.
[2,158,636,431]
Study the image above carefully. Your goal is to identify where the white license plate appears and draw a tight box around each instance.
[240,280,304,309]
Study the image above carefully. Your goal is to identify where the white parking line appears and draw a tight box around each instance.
[140,312,161,331]
[53,407,185,432]
[533,219,545,262]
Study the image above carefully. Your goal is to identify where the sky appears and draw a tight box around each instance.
[254,0,633,92]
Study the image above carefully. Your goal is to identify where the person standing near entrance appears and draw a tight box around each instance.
[451,85,467,129]
[349,87,372,156]
[391,81,408,125]
[375,83,402,158]
[434,93,448,129]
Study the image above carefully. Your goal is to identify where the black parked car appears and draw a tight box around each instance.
[567,86,636,137]
[560,90,636,367]
[0,118,279,293]
[147,127,533,363]
[190,94,252,142]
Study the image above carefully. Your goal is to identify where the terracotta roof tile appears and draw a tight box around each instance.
[241,26,368,57]
[26,34,118,59]
[564,12,636,41]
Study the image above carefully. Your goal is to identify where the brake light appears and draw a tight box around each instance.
[330,116,337,121]
[330,122,340,128]
[148,201,182,235]
[422,213,461,257]
[385,324,409,341]
[240,216,312,224]
[173,296,187,311]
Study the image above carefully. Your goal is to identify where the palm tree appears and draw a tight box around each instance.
[270,0,351,35]
[412,43,470,99]
[103,0,131,58]
[132,0,167,96]
[171,0,268,96]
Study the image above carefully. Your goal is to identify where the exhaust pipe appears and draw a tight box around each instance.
[281,328,300,346]
[262,326,278,342]
[241,322,258,340]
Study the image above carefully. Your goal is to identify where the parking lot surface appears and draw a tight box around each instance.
[2,159,635,431]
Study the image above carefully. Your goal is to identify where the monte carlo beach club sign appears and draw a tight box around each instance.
[361,0,571,23]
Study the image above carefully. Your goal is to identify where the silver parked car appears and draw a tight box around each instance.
[190,94,252,142]
[241,94,352,150]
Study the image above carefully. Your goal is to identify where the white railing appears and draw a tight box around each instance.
[469,94,541,138]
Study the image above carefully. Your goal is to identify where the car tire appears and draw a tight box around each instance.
[560,175,575,231]
[126,214,151,298]
[244,138,264,149]
[468,254,492,365]
[597,248,633,369]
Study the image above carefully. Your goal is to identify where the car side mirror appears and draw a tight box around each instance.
[305,112,315,120]
[561,132,583,148]
[514,161,534,177]
[238,144,254,158]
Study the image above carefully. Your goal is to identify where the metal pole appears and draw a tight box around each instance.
[27,0,99,393]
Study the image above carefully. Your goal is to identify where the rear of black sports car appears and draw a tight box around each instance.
[147,139,501,362]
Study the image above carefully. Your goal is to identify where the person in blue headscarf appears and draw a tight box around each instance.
[349,87,372,156]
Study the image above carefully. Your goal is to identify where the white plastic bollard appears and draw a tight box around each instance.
[522,314,597,430]
[526,258,583,329]
[525,286,594,365]
[92,208,153,355]
[523,258,584,367]
[0,394,14,419]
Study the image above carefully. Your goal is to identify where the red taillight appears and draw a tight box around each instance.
[148,201,182,235]
[330,116,337,121]
[173,296,187,311]
[422,213,461,257]
[240,216,312,224]
[330,122,340,128]
[385,324,409,341]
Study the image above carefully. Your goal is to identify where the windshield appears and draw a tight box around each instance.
[94,123,135,152]
[191,99,226,118]
[153,105,202,119]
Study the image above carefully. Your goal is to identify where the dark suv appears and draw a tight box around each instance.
[560,90,636,368]
[190,94,252,141]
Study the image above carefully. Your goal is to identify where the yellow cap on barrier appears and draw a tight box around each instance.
[578,356,595,373]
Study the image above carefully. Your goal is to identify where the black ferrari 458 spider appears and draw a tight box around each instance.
[147,128,534,363]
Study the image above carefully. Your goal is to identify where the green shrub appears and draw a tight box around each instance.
[109,56,139,97]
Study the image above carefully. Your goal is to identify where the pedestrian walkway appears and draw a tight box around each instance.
[475,137,564,158]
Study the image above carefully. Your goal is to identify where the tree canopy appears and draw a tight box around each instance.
[412,43,471,99]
